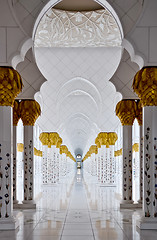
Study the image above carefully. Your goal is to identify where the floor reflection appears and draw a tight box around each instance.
[0,169,156,239]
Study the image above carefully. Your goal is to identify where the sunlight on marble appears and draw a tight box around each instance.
[0,169,156,240]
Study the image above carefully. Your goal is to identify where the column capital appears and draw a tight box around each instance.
[98,132,109,148]
[49,132,59,146]
[0,67,23,106]
[60,145,68,155]
[95,136,101,148]
[133,66,157,106]
[132,143,139,152]
[39,132,50,147]
[20,100,41,126]
[108,132,118,145]
[135,100,143,126]
[116,99,136,125]
[56,136,62,148]
[13,100,21,126]
[89,145,98,154]
[17,143,24,152]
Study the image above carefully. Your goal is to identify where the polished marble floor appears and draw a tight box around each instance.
[0,169,157,240]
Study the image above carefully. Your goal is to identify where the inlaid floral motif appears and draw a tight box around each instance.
[5,153,10,218]
[145,127,151,217]
[0,144,2,218]
[153,137,157,217]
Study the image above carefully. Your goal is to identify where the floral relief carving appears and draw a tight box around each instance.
[0,144,2,218]
[35,9,122,48]
[153,137,157,217]
[145,127,151,217]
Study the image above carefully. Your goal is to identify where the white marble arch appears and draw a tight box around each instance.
[56,77,102,119]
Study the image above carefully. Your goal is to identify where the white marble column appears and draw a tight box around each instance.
[22,126,36,208]
[13,126,18,204]
[97,148,101,182]
[56,147,60,183]
[120,125,134,208]
[42,145,48,184]
[0,107,19,229]
[109,145,115,185]
[137,106,157,229]
[100,145,106,185]
[138,125,143,205]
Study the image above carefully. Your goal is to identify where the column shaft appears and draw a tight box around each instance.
[121,125,133,206]
[23,126,36,208]
[0,106,18,229]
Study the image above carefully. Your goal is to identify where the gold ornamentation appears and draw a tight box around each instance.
[108,132,118,145]
[13,100,21,126]
[34,147,43,157]
[17,143,24,152]
[132,143,139,152]
[89,145,98,155]
[39,132,50,147]
[20,100,41,126]
[133,67,157,106]
[56,137,62,148]
[98,132,109,147]
[95,137,101,148]
[60,145,68,155]
[114,148,122,157]
[135,100,142,125]
[115,100,136,125]
[49,132,59,146]
[0,67,23,106]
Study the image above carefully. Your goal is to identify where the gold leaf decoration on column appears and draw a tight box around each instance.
[114,148,122,157]
[90,145,98,155]
[20,100,41,126]
[0,67,23,106]
[56,137,62,148]
[108,132,118,145]
[60,145,68,155]
[98,132,109,148]
[132,143,139,152]
[135,100,143,126]
[115,99,136,125]
[39,132,50,146]
[133,67,157,106]
[49,132,59,146]
[95,136,101,148]
[13,100,21,126]
[17,143,24,152]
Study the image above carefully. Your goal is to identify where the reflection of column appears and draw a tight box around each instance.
[13,100,21,204]
[133,67,157,229]
[0,67,23,229]
[116,100,136,208]
[20,100,41,208]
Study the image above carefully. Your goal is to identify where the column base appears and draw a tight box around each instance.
[99,184,116,187]
[137,217,157,229]
[19,200,36,209]
[120,200,141,209]
[13,200,19,204]
[0,217,19,230]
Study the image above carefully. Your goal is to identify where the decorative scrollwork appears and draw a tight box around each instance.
[35,9,122,48]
